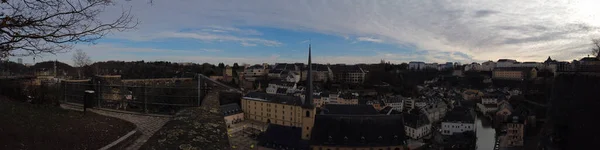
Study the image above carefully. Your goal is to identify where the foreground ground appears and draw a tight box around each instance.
[0,96,135,149]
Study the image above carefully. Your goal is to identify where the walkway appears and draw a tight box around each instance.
[60,104,171,150]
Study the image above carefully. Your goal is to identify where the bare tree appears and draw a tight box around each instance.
[0,0,137,58]
[592,39,600,57]
[72,49,91,78]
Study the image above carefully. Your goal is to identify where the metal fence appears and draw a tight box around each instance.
[62,82,200,115]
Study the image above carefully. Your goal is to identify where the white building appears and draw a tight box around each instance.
[383,95,405,111]
[285,72,301,83]
[441,107,475,135]
[481,61,496,71]
[409,62,426,70]
[421,100,448,123]
[265,80,297,95]
[404,109,432,139]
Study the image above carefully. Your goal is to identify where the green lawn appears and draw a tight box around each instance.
[0,96,135,149]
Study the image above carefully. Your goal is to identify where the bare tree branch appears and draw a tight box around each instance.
[592,39,600,57]
[0,0,137,58]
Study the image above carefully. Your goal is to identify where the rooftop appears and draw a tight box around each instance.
[442,106,474,123]
[320,104,379,115]
[258,124,309,149]
[243,92,303,106]
[403,108,431,128]
[220,103,242,116]
[311,115,407,147]
[494,67,537,72]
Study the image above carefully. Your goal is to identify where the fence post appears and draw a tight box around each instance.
[144,83,148,113]
[197,75,202,106]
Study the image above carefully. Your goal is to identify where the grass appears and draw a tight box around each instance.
[0,96,135,149]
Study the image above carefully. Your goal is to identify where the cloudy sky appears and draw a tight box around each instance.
[13,0,600,65]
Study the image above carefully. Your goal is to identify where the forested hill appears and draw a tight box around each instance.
[549,73,600,150]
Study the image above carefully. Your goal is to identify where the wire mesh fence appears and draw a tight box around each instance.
[62,82,200,115]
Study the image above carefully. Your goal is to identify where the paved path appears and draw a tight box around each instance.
[60,104,171,150]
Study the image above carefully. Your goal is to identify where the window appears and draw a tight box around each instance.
[306,111,310,117]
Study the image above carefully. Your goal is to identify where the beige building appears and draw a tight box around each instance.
[220,103,244,128]
[313,92,359,108]
[501,115,525,147]
[492,67,537,80]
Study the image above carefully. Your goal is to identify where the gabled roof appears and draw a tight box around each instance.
[220,103,242,116]
[442,106,474,123]
[258,124,309,149]
[311,115,407,147]
[403,108,430,128]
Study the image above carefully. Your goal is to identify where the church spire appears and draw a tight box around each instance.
[303,44,313,108]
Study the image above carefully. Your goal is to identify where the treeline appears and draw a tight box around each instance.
[1,60,233,79]
[549,74,600,150]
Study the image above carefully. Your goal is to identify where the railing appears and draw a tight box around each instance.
[63,82,200,115]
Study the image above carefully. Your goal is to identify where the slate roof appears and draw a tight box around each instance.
[378,106,402,115]
[403,108,430,128]
[305,64,330,71]
[220,103,242,116]
[269,80,296,87]
[247,65,263,69]
[320,104,379,115]
[243,92,303,106]
[311,115,407,147]
[276,88,287,95]
[258,124,309,149]
[442,106,474,123]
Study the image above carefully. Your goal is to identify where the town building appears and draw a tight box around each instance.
[492,67,538,80]
[265,80,297,95]
[329,64,366,84]
[408,61,425,70]
[244,64,269,81]
[383,95,405,111]
[441,107,475,135]
[310,115,408,150]
[499,115,526,148]
[420,100,448,123]
[220,103,244,128]
[496,59,518,68]
[462,90,483,101]
[319,104,379,115]
[300,64,332,82]
[403,108,432,139]
[481,61,496,71]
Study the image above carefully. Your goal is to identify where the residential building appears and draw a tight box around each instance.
[310,115,407,150]
[220,103,244,128]
[403,108,432,139]
[421,100,448,123]
[285,72,301,83]
[409,61,425,70]
[383,95,405,111]
[404,98,416,110]
[244,64,268,81]
[313,92,359,108]
[500,115,526,148]
[496,59,518,68]
[481,61,496,71]
[495,100,513,123]
[268,63,300,79]
[265,80,297,95]
[224,65,233,77]
[367,99,386,111]
[441,107,475,135]
[492,67,537,80]
[464,62,482,72]
[462,90,483,101]
[329,64,366,84]
[300,64,332,82]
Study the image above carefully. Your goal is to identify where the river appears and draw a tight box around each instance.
[476,114,496,150]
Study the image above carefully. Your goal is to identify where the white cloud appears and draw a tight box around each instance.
[95,0,600,62]
[241,42,258,47]
[357,37,383,43]
[156,31,282,46]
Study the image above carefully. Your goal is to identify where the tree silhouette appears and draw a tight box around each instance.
[0,0,137,58]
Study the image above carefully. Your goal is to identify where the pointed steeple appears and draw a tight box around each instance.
[303,44,313,108]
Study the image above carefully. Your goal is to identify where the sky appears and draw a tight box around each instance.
[10,0,600,65]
